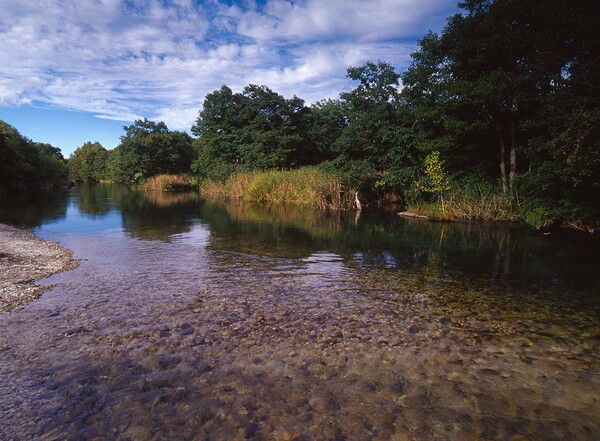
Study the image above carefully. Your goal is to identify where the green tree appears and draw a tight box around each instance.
[337,60,401,172]
[191,84,312,180]
[30,142,68,186]
[109,118,193,183]
[0,120,68,198]
[329,61,420,199]
[68,141,109,182]
[307,99,348,165]
[402,0,599,227]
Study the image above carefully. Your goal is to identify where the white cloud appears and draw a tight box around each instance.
[230,0,451,42]
[0,0,456,131]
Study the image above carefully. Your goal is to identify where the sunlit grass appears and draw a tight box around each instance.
[200,167,355,209]
[143,174,197,192]
[408,180,520,222]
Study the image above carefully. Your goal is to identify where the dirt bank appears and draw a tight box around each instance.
[0,224,79,313]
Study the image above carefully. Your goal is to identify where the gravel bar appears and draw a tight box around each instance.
[0,223,79,313]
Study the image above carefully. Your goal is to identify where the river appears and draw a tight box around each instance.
[0,183,598,440]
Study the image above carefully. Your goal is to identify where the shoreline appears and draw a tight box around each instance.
[398,210,599,235]
[0,223,79,313]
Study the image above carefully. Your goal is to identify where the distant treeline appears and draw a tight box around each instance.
[1,0,598,230]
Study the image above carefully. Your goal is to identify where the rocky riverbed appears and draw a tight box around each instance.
[1,196,599,440]
[0,223,79,313]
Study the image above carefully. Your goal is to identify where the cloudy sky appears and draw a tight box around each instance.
[0,0,458,155]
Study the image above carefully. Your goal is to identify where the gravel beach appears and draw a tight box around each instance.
[0,223,79,313]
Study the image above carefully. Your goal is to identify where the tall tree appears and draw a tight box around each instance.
[68,141,109,182]
[109,119,193,183]
[191,84,312,179]
[331,61,420,197]
[402,0,600,225]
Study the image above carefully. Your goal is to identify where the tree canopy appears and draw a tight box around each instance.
[108,118,194,183]
[68,142,109,183]
[190,85,313,180]
[0,120,68,199]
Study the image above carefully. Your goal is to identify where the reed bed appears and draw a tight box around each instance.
[200,167,354,209]
[143,174,197,192]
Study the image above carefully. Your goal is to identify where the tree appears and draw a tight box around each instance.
[109,119,193,183]
[306,99,348,165]
[30,142,68,186]
[337,60,401,171]
[416,151,451,213]
[68,142,109,182]
[401,0,600,226]
[329,61,420,198]
[191,84,313,179]
[0,120,68,198]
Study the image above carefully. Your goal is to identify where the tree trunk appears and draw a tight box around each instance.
[497,127,508,194]
[509,100,518,194]
[509,120,517,194]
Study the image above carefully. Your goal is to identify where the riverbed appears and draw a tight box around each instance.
[0,183,598,440]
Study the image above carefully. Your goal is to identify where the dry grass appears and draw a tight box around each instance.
[143,174,197,192]
[200,167,355,209]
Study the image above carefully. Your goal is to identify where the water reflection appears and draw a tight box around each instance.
[199,197,599,297]
[2,184,599,296]
[0,187,68,228]
[0,183,599,440]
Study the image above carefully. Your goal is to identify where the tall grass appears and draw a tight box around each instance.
[200,167,354,209]
[408,179,520,222]
[143,174,197,192]
[445,181,518,221]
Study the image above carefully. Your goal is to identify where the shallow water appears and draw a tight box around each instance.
[0,183,598,440]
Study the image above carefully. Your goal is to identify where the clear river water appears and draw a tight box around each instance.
[0,183,598,440]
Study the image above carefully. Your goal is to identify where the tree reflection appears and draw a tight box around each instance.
[72,183,202,241]
[199,198,600,293]
[0,188,68,228]
[2,183,598,298]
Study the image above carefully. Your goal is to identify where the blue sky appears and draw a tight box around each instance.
[0,0,458,156]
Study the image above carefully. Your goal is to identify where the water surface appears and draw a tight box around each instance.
[0,183,598,440]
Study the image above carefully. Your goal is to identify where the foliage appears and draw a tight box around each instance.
[68,141,109,182]
[191,85,313,180]
[0,120,68,199]
[109,118,194,183]
[400,0,600,229]
[333,61,416,195]
[30,142,69,186]
[416,151,451,195]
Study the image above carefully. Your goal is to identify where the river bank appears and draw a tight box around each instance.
[0,224,79,313]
